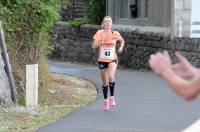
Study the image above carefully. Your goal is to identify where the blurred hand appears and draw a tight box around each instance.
[117,47,123,54]
[149,51,172,74]
[172,52,196,78]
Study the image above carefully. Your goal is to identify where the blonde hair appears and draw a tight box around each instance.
[101,16,112,29]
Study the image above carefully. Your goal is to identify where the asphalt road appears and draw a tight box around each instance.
[36,61,200,132]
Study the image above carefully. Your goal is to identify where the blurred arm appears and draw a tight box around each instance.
[161,68,200,101]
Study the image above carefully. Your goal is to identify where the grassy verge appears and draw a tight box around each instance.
[0,73,97,132]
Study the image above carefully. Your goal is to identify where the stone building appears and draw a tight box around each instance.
[107,0,171,27]
[60,0,85,21]
[106,0,199,38]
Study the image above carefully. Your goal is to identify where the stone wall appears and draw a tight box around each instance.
[60,0,85,21]
[50,22,200,70]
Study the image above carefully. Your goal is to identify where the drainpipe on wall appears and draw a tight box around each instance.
[170,0,175,39]
[179,20,183,37]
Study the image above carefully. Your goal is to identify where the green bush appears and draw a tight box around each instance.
[0,0,65,104]
[0,0,61,48]
[84,0,106,25]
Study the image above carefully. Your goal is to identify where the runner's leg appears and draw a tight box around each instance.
[99,68,110,111]
[108,62,117,106]
[100,69,109,99]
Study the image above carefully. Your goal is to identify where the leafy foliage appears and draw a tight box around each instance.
[84,0,106,24]
[0,0,65,101]
[0,0,61,49]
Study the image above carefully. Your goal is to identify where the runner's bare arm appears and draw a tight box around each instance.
[117,37,125,53]
[119,37,125,50]
[92,39,102,49]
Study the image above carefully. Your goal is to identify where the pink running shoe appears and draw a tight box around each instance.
[109,96,116,106]
[104,100,110,111]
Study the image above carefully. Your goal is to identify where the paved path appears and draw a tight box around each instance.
[37,61,200,132]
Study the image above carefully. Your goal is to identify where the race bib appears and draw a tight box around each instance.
[99,45,115,61]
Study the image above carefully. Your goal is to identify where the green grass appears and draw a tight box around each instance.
[0,74,97,131]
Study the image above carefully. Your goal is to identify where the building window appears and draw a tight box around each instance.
[120,0,128,18]
[121,0,148,19]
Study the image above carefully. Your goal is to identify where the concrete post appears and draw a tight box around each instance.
[26,64,38,107]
